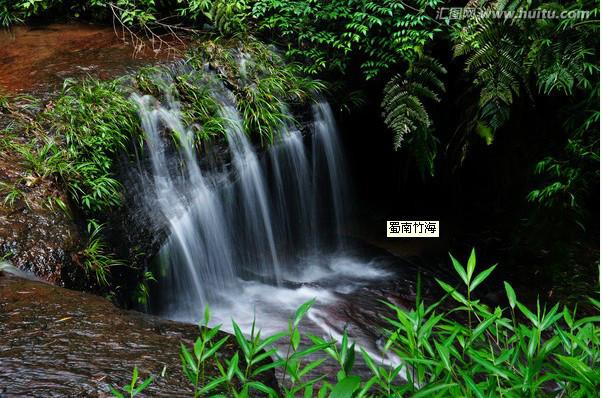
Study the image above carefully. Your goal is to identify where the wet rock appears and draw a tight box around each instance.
[0,23,180,98]
[0,154,84,287]
[0,23,185,287]
[0,273,278,397]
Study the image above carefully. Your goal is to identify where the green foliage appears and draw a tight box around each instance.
[178,0,249,35]
[453,16,524,134]
[382,55,446,177]
[46,78,140,213]
[113,250,600,396]
[9,138,71,179]
[527,137,599,232]
[0,0,157,27]
[111,366,154,398]
[252,0,442,79]
[449,0,599,235]
[113,0,157,26]
[134,270,157,306]
[451,0,599,140]
[82,221,125,286]
[188,38,324,144]
[0,181,26,208]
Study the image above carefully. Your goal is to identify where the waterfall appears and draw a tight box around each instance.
[132,93,236,316]
[221,104,282,284]
[312,102,349,247]
[132,83,349,321]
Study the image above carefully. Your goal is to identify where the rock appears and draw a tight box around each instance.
[0,154,84,288]
[0,272,279,397]
[0,22,184,287]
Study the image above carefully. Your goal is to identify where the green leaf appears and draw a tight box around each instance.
[436,279,468,305]
[202,335,229,361]
[198,376,227,394]
[504,281,517,309]
[180,344,198,373]
[413,383,458,397]
[247,381,278,397]
[555,354,598,387]
[203,304,211,326]
[329,376,361,398]
[469,264,497,291]
[434,341,451,371]
[449,253,468,285]
[227,352,239,381]
[467,248,476,282]
[294,298,316,327]
[232,320,251,360]
[292,327,301,351]
[130,366,138,392]
[133,376,153,395]
[469,311,500,345]
[517,302,538,327]
[360,348,380,377]
[194,337,203,360]
[460,371,486,398]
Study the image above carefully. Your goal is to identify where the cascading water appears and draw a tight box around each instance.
[129,69,409,370]
[220,104,282,284]
[132,93,237,315]
[128,73,417,379]
[311,102,349,247]
[132,76,357,319]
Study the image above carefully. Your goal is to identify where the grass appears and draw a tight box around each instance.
[1,38,323,290]
[112,249,600,397]
[188,37,325,145]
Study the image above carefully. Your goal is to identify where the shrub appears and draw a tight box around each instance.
[45,78,140,213]
[113,250,600,396]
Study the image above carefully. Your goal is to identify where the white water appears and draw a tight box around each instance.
[130,75,400,366]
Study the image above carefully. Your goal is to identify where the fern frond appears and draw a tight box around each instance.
[381,55,446,176]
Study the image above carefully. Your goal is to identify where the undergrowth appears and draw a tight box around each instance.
[0,37,322,290]
[112,250,600,397]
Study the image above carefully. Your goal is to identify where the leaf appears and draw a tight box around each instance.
[434,341,451,371]
[517,302,538,327]
[227,352,239,381]
[202,335,229,361]
[232,320,250,360]
[504,281,517,309]
[204,304,211,326]
[436,279,468,305]
[180,344,198,373]
[130,366,138,392]
[194,337,203,360]
[329,376,361,398]
[460,371,486,398]
[413,383,458,397]
[555,355,598,387]
[449,253,468,285]
[292,327,301,351]
[468,311,500,345]
[198,376,227,394]
[133,376,153,395]
[467,248,476,282]
[469,264,497,291]
[247,381,278,397]
[360,348,380,376]
[294,298,316,327]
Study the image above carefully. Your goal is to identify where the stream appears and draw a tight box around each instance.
[0,23,439,396]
